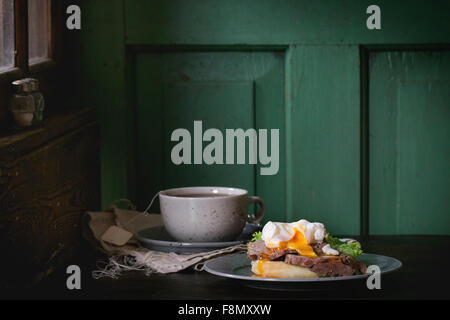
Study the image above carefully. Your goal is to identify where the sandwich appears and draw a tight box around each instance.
[247,219,367,278]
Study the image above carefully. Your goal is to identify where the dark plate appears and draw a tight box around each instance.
[203,252,402,291]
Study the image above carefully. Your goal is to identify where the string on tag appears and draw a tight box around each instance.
[123,191,160,229]
[108,192,161,230]
[143,191,161,215]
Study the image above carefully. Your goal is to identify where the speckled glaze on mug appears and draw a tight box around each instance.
[159,187,265,242]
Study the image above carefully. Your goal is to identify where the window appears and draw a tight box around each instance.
[0,0,15,71]
[1,0,64,133]
[0,0,62,77]
[28,0,49,64]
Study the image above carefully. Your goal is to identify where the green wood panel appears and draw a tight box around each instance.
[369,51,450,235]
[163,81,255,193]
[288,45,361,235]
[134,54,163,211]
[255,59,286,222]
[135,52,285,221]
[80,1,450,233]
[80,0,128,209]
[125,0,450,45]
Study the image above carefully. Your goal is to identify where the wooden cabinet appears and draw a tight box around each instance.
[0,108,100,287]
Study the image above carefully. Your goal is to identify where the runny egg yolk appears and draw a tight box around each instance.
[278,228,318,258]
[256,260,265,275]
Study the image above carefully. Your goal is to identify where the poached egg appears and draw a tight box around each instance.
[261,219,327,258]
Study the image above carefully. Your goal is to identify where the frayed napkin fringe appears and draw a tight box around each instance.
[92,244,247,279]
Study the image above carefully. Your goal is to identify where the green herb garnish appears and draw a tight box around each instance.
[250,231,262,242]
[325,233,363,259]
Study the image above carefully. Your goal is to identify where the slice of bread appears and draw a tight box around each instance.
[251,260,319,278]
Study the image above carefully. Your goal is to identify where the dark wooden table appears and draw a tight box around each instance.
[14,236,450,300]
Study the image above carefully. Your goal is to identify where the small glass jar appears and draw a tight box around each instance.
[10,78,45,128]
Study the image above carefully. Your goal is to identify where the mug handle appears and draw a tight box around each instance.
[247,196,265,223]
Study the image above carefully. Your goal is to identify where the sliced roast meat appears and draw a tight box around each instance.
[310,262,355,277]
[266,249,298,261]
[247,240,296,261]
[356,261,367,274]
[311,241,327,256]
[340,254,368,274]
[248,239,329,260]
[284,254,356,277]
[340,254,354,265]
[247,240,268,260]
[284,254,338,268]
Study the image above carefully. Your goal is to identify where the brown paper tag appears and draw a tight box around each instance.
[101,225,134,246]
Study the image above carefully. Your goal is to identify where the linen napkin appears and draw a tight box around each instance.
[83,201,247,278]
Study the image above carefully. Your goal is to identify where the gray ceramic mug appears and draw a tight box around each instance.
[159,186,265,242]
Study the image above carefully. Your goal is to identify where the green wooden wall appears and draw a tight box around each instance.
[287,45,361,235]
[80,0,128,208]
[80,0,450,235]
[134,51,286,221]
[369,51,450,235]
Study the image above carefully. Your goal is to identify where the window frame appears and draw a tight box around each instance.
[0,0,63,82]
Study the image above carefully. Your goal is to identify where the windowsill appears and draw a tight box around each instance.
[0,67,24,85]
[29,58,56,74]
[0,107,96,157]
[0,58,55,84]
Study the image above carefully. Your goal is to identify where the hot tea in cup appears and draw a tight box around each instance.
[159,186,265,242]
